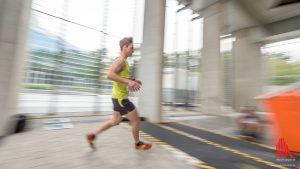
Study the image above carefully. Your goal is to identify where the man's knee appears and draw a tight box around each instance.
[112,117,122,126]
[131,118,140,126]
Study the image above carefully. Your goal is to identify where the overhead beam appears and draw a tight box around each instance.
[265,15,300,36]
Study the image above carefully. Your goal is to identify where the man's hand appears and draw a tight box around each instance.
[134,80,142,85]
[128,80,141,91]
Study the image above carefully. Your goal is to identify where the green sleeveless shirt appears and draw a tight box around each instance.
[112,56,129,100]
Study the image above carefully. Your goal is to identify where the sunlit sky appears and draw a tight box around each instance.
[31,0,299,62]
[262,38,300,62]
[31,0,202,55]
[31,0,144,55]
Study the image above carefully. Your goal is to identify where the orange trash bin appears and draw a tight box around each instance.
[263,91,300,153]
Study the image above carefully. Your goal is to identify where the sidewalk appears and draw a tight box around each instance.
[0,120,197,169]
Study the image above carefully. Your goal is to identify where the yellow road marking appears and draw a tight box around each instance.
[120,123,216,169]
[175,121,275,150]
[155,123,287,169]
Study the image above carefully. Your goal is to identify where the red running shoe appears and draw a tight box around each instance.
[135,141,152,150]
[86,133,96,150]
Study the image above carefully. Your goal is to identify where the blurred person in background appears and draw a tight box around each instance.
[85,37,152,150]
[237,106,261,140]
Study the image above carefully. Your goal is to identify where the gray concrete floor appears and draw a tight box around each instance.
[0,118,197,169]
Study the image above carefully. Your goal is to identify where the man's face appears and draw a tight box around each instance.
[125,43,134,57]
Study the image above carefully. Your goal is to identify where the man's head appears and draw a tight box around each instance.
[119,37,134,57]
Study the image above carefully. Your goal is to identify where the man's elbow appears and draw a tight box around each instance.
[106,72,112,80]
[107,71,115,80]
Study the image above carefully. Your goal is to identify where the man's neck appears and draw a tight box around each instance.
[120,53,128,60]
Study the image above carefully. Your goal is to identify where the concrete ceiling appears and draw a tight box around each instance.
[176,0,300,39]
[176,0,300,24]
[177,0,218,12]
[238,0,300,24]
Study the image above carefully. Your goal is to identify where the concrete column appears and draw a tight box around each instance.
[201,3,223,115]
[138,0,166,122]
[0,0,32,136]
[232,28,263,110]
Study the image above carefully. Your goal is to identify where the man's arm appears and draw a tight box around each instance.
[107,59,129,84]
[133,79,142,85]
[107,59,141,91]
[130,77,142,85]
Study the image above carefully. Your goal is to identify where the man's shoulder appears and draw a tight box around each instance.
[115,56,127,64]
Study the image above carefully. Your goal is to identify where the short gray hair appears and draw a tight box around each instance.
[119,37,133,51]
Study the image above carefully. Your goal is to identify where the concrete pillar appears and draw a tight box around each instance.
[138,0,166,122]
[0,0,32,136]
[232,28,263,110]
[201,3,223,115]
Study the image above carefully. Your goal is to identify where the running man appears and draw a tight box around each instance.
[86,37,152,150]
